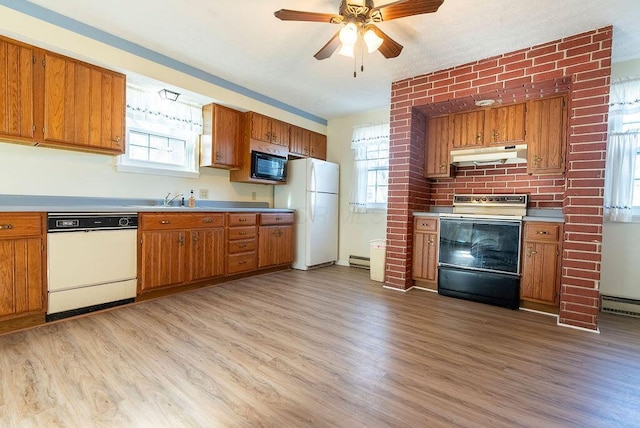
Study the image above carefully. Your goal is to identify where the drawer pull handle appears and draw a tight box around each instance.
[239,232,247,235]
[536,230,550,235]
[160,220,171,224]
[239,218,247,222]
[239,260,247,265]
[275,217,282,220]
[238,244,247,248]
[203,218,213,223]
[0,224,14,230]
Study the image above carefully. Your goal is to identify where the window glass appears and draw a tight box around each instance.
[365,143,389,207]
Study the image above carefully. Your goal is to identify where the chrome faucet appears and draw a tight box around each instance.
[163,192,183,206]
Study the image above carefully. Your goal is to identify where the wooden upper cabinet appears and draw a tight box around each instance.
[309,131,327,160]
[425,115,452,178]
[200,103,242,169]
[289,125,310,157]
[484,103,525,145]
[0,36,41,144]
[451,110,485,148]
[42,51,125,154]
[526,95,566,175]
[248,112,289,147]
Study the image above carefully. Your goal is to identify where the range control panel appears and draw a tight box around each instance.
[48,213,138,232]
[453,194,528,207]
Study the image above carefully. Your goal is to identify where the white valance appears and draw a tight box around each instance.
[351,122,390,149]
[126,85,203,134]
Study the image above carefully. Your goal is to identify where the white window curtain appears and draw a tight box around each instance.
[126,85,203,134]
[605,77,640,222]
[349,122,390,213]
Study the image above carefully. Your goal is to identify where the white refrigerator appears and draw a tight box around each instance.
[274,158,339,270]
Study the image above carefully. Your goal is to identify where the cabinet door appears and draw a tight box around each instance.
[189,228,225,282]
[270,119,290,147]
[485,103,525,145]
[289,125,310,157]
[43,52,125,154]
[201,103,242,169]
[452,110,485,148]
[309,131,327,160]
[520,241,560,305]
[0,238,43,317]
[526,96,566,175]
[0,37,37,143]
[140,230,186,292]
[412,232,438,283]
[425,115,451,178]
[258,225,294,268]
[249,112,272,143]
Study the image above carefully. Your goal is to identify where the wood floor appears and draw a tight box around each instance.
[1,266,639,427]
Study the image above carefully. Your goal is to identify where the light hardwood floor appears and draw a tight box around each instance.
[1,266,639,427]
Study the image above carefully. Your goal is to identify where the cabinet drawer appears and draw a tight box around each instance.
[141,213,224,230]
[227,226,257,240]
[227,213,257,227]
[227,252,257,274]
[228,238,256,254]
[415,217,438,232]
[524,222,561,242]
[260,213,294,225]
[0,214,43,238]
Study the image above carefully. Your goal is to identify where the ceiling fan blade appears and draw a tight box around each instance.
[314,31,341,60]
[372,0,444,21]
[274,9,342,23]
[368,25,403,58]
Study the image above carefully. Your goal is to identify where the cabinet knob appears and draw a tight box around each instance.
[192,234,199,243]
[440,163,446,169]
[536,230,550,235]
[533,155,542,164]
[178,235,185,246]
[160,220,171,224]
[527,247,537,256]
[0,224,13,230]
[112,136,121,143]
[475,133,483,141]
[492,130,499,141]
[203,218,213,223]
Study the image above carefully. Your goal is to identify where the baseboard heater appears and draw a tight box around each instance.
[349,255,370,270]
[601,295,640,318]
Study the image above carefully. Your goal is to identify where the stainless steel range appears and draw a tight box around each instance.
[438,194,528,309]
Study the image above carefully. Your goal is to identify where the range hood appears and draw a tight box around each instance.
[450,144,528,166]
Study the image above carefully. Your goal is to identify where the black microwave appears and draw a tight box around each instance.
[250,151,287,182]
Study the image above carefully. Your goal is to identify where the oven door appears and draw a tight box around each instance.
[438,217,522,275]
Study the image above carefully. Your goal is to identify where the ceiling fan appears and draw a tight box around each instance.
[274,0,445,60]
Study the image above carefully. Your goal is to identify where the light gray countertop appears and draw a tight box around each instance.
[0,194,294,213]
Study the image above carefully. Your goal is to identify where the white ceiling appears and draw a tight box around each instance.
[23,0,640,120]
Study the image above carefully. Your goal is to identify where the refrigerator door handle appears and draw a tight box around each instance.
[310,162,316,193]
[310,191,316,222]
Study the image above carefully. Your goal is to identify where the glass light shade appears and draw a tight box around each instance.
[363,29,383,53]
[339,23,358,46]
[338,43,355,58]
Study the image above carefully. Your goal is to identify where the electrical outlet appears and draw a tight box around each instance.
[251,191,257,201]
[199,189,209,199]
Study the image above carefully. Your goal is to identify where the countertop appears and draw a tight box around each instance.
[0,195,294,213]
[413,208,564,223]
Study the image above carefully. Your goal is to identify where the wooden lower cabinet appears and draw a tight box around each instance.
[520,221,563,313]
[258,213,294,268]
[0,213,46,333]
[412,217,439,290]
[138,213,224,293]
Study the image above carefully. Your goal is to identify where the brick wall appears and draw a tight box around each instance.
[387,26,612,330]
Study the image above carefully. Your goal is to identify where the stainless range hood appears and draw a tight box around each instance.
[450,144,527,166]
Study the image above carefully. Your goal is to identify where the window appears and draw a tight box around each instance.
[364,143,389,208]
[117,85,203,178]
[349,123,390,213]
[622,112,640,206]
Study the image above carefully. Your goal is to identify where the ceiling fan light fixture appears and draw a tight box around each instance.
[338,43,355,58]
[339,22,358,46]
[363,28,383,53]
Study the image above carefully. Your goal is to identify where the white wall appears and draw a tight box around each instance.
[600,58,640,299]
[327,109,390,265]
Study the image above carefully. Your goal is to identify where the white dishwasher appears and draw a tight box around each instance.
[47,213,138,321]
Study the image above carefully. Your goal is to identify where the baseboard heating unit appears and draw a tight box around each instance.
[601,295,640,318]
[349,255,370,270]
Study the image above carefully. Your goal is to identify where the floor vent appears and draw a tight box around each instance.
[601,295,640,318]
[349,255,370,270]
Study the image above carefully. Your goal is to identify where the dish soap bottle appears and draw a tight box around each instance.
[188,190,196,208]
